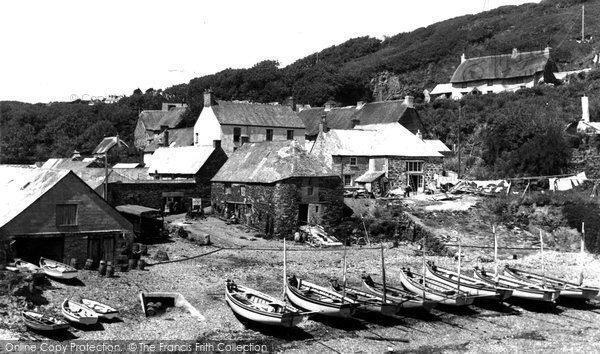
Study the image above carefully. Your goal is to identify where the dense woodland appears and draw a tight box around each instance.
[1,0,599,179]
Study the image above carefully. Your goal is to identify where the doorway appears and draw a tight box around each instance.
[408,174,424,193]
[298,204,309,225]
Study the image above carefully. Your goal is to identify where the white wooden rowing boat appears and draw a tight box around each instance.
[473,267,560,302]
[426,262,513,300]
[81,299,119,320]
[399,268,475,306]
[361,275,437,312]
[22,311,69,331]
[40,257,78,280]
[12,259,41,273]
[61,299,98,325]
[502,266,599,300]
[329,279,398,316]
[225,280,306,327]
[286,276,358,317]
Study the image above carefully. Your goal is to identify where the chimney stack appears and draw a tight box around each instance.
[356,101,364,110]
[461,53,466,64]
[319,113,329,133]
[582,96,590,123]
[203,89,213,107]
[324,102,332,112]
[416,129,423,140]
[403,96,414,108]
[160,125,169,146]
[287,96,296,111]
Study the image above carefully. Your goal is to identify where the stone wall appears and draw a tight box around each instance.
[569,149,600,179]
[109,182,202,211]
[388,156,444,191]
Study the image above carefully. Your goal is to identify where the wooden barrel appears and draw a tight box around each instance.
[106,264,115,277]
[128,258,138,270]
[140,245,148,256]
[84,259,94,270]
[119,263,129,272]
[98,260,107,276]
[138,259,146,270]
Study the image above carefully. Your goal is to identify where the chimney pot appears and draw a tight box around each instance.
[582,96,590,123]
[356,101,364,110]
[403,96,414,108]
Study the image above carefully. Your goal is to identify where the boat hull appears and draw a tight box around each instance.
[81,299,119,320]
[398,269,474,306]
[503,267,599,300]
[40,258,78,280]
[329,284,399,316]
[473,268,560,302]
[361,278,436,312]
[286,277,357,318]
[22,311,69,331]
[225,291,304,327]
[426,264,512,300]
[61,300,98,325]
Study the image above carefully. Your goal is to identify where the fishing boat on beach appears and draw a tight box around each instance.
[502,266,599,300]
[22,311,69,331]
[399,268,476,306]
[286,276,359,317]
[361,275,437,312]
[80,299,119,320]
[473,267,560,302]
[329,279,398,316]
[426,262,513,301]
[61,299,98,325]
[39,257,77,280]
[225,280,307,327]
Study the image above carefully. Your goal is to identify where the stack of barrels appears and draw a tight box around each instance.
[144,301,163,316]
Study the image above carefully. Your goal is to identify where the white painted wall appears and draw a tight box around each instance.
[194,107,222,147]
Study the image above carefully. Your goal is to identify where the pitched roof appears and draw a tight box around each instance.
[146,146,216,175]
[92,136,129,155]
[212,141,337,184]
[299,100,421,136]
[144,127,194,153]
[0,166,70,228]
[211,101,305,128]
[314,123,443,158]
[424,139,451,153]
[355,171,386,183]
[40,158,93,171]
[450,49,550,83]
[115,204,162,217]
[138,107,187,131]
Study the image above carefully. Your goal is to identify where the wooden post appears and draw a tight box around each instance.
[457,234,462,292]
[493,225,498,284]
[422,235,426,300]
[341,235,348,304]
[283,237,287,302]
[540,229,545,288]
[361,214,371,246]
[381,242,387,303]
[521,181,530,200]
[580,222,585,285]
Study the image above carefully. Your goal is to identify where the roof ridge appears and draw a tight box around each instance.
[464,49,548,61]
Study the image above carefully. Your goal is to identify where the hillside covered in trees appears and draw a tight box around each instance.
[1,0,599,178]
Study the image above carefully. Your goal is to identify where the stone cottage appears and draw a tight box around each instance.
[211,140,343,238]
[310,123,444,195]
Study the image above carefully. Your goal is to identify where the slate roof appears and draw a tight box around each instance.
[146,146,216,175]
[41,158,94,171]
[314,123,443,158]
[115,204,162,217]
[92,136,129,155]
[0,166,70,228]
[211,101,305,128]
[139,107,187,131]
[451,49,550,83]
[298,100,421,136]
[212,141,337,184]
[144,127,194,153]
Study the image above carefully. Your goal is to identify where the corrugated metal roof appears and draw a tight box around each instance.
[147,146,215,175]
[212,141,337,183]
[0,166,70,228]
[355,171,386,183]
[92,136,129,155]
[424,139,451,152]
[212,101,305,128]
[314,123,443,158]
[451,49,549,83]
[115,204,162,217]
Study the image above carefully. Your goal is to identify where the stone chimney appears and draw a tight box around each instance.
[319,113,329,133]
[544,46,551,56]
[461,53,466,64]
[356,101,365,110]
[582,96,590,123]
[160,125,169,146]
[324,102,332,112]
[203,89,213,107]
[416,129,423,140]
[287,96,296,111]
[403,96,414,108]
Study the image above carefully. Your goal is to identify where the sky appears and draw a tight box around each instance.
[0,0,541,103]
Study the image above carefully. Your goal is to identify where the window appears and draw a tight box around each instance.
[307,186,314,196]
[56,204,78,226]
[405,161,423,172]
[195,133,198,144]
[241,136,249,145]
[266,129,273,141]
[233,127,241,143]
[287,130,294,140]
[224,183,232,195]
[344,175,352,186]
[487,91,493,94]
[349,157,357,166]
[240,186,246,197]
